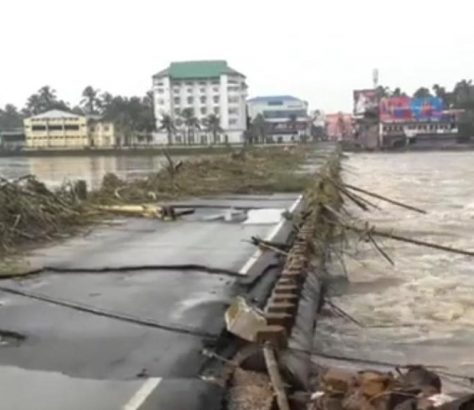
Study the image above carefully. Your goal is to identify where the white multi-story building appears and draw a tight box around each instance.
[247,95,310,143]
[152,60,247,145]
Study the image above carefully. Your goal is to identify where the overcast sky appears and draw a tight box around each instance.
[1,0,472,113]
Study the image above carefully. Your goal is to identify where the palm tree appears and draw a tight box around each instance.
[81,86,102,114]
[24,94,43,115]
[159,114,176,145]
[204,114,223,144]
[38,86,57,109]
[181,108,200,145]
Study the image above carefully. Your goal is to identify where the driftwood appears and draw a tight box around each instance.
[263,342,291,410]
[367,231,395,266]
[96,204,179,220]
[0,175,89,251]
[325,299,364,327]
[344,223,474,257]
[343,183,427,214]
[315,172,380,211]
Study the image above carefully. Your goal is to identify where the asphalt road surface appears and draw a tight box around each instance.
[0,194,300,410]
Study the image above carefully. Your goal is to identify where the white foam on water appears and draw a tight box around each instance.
[319,152,474,376]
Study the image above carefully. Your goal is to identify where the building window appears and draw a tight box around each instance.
[228,97,239,103]
[64,125,79,131]
[157,89,164,94]
[175,108,181,115]
[157,81,164,86]
[158,99,164,105]
[229,119,238,125]
[187,88,193,93]
[213,87,219,93]
[200,107,207,115]
[174,97,180,104]
[187,97,194,104]
[213,96,219,103]
[214,107,219,114]
[32,125,46,131]
[200,96,206,104]
[199,81,206,86]
[185,81,193,86]
[173,88,180,94]
[48,125,63,131]
[104,125,109,131]
[200,88,206,93]
[228,108,238,115]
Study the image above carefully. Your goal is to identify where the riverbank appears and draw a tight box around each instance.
[0,143,301,158]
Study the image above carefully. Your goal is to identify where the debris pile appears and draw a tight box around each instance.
[0,175,93,253]
[228,368,273,410]
[311,365,473,410]
[91,146,310,204]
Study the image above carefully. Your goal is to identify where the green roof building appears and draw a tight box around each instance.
[152,60,247,145]
[153,60,245,80]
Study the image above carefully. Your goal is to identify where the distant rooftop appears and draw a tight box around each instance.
[29,110,82,120]
[247,95,302,103]
[153,60,244,79]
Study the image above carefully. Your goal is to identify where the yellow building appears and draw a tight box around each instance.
[24,110,116,149]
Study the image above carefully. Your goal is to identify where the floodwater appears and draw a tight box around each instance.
[315,151,474,392]
[0,155,181,189]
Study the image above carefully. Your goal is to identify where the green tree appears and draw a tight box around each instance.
[24,86,69,115]
[180,108,200,145]
[100,92,114,111]
[204,114,223,144]
[451,80,474,140]
[0,104,23,130]
[101,94,155,146]
[159,114,176,145]
[81,86,102,114]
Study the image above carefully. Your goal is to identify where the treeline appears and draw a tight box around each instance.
[0,86,155,136]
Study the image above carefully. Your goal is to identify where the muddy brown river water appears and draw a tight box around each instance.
[314,151,474,392]
[0,155,184,189]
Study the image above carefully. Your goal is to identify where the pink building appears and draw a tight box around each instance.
[325,113,354,141]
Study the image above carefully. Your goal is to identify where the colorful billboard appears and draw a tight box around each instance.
[353,89,378,115]
[379,96,444,122]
